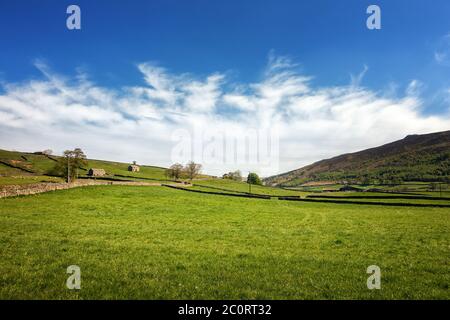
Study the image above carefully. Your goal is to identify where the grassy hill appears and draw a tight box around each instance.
[265,130,450,187]
[0,149,169,184]
[0,149,257,192]
[0,149,301,196]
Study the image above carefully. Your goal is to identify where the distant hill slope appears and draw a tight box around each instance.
[0,149,169,181]
[264,130,450,187]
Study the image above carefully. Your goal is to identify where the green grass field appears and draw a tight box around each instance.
[192,179,304,196]
[304,192,450,206]
[286,182,450,195]
[0,176,64,186]
[0,185,448,299]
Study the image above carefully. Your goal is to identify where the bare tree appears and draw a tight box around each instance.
[185,161,202,181]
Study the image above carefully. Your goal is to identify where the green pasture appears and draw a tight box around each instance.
[0,185,448,299]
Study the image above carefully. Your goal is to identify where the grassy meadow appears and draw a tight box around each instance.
[0,175,63,186]
[0,185,449,300]
[192,178,304,196]
[1,148,449,299]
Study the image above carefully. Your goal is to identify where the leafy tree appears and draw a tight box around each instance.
[247,172,262,185]
[185,161,202,181]
[166,163,184,180]
[391,176,402,186]
[223,170,242,181]
[361,175,372,186]
[52,148,87,183]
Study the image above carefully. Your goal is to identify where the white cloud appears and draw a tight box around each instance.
[223,94,256,112]
[183,74,224,113]
[0,56,449,177]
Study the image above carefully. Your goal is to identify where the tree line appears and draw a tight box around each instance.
[165,162,203,181]
[222,170,263,185]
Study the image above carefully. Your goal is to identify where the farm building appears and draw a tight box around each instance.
[128,164,140,172]
[88,168,106,177]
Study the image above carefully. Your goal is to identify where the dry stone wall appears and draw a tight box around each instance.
[0,180,163,198]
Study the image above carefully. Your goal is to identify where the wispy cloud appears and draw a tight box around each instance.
[406,79,424,97]
[0,55,449,176]
[350,64,369,87]
[434,33,450,66]
[435,52,447,64]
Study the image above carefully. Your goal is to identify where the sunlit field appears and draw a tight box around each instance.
[0,185,448,299]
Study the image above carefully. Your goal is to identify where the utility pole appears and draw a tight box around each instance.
[67,154,70,184]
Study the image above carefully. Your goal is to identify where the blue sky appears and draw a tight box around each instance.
[1,0,449,103]
[0,1,449,175]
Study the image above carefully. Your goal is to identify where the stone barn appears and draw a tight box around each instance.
[88,168,106,177]
[128,164,140,172]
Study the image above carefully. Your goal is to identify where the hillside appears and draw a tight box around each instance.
[0,149,169,183]
[265,130,450,187]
